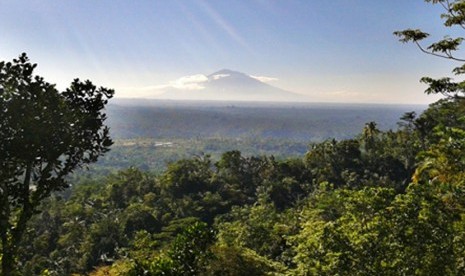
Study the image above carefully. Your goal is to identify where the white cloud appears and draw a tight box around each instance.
[170,74,208,90]
[116,74,209,97]
[211,74,230,80]
[250,75,278,83]
[118,73,280,98]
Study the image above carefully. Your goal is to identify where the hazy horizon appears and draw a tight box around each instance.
[0,1,451,104]
[109,97,429,110]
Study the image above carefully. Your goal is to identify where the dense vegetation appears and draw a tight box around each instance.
[13,95,465,275]
[4,0,465,275]
[80,137,309,176]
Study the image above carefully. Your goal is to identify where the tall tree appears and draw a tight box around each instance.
[0,53,114,275]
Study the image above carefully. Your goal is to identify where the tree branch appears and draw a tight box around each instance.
[441,0,465,30]
[414,41,465,61]
[11,163,34,250]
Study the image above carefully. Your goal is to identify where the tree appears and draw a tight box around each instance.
[394,0,465,99]
[138,222,214,276]
[292,186,396,275]
[292,183,465,275]
[0,53,114,275]
[160,155,213,198]
[393,0,465,193]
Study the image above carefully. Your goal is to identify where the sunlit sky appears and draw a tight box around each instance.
[0,0,459,104]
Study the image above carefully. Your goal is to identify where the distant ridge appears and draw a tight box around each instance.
[157,69,306,102]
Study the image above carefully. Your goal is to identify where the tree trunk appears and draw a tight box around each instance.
[1,244,14,276]
[1,205,14,276]
[1,163,33,275]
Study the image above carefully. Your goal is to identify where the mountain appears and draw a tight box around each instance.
[156,69,306,102]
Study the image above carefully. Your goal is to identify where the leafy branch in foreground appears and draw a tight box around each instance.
[394,0,465,99]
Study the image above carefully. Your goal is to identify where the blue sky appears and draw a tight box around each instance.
[0,0,458,104]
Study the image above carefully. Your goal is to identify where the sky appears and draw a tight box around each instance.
[0,0,459,104]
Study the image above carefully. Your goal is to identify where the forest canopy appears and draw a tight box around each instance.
[3,0,465,275]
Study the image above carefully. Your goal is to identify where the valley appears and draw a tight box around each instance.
[90,99,427,174]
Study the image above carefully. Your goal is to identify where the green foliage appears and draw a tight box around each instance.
[5,2,465,276]
[293,186,395,275]
[216,202,283,259]
[87,137,311,175]
[305,139,362,187]
[0,53,113,275]
[11,89,465,275]
[304,131,412,191]
[395,0,465,99]
[13,93,465,275]
[161,155,213,198]
[133,221,215,276]
[166,221,214,275]
[394,29,430,43]
[78,214,124,271]
[292,182,465,275]
[206,245,287,275]
[414,125,465,184]
[9,5,465,273]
